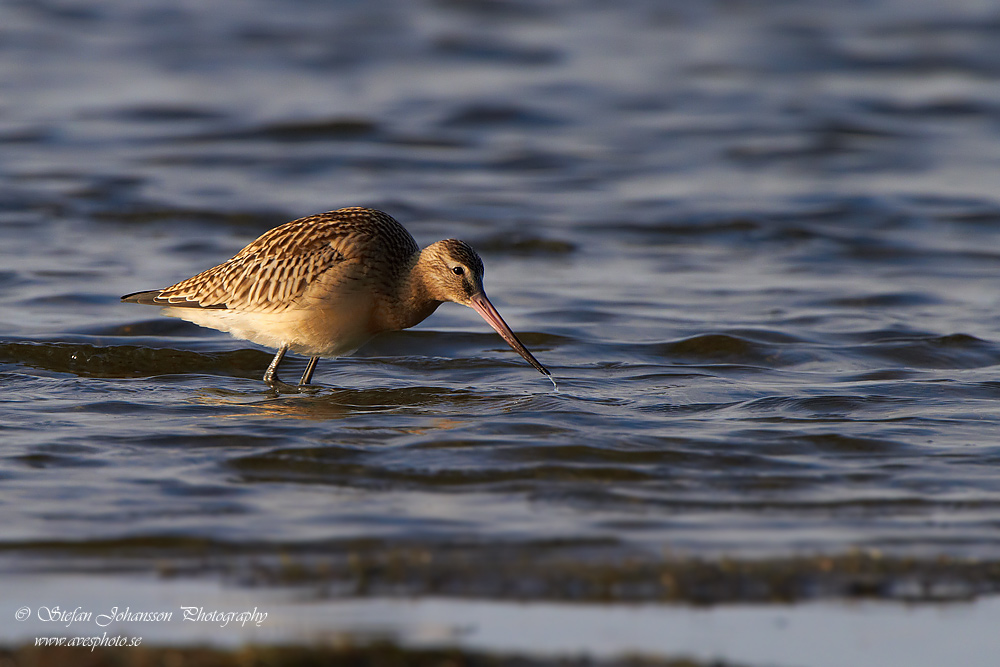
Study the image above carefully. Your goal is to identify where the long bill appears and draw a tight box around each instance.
[469,293,551,377]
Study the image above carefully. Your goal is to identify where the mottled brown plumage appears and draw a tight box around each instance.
[122,207,550,388]
[128,208,416,312]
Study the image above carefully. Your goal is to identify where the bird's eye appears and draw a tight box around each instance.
[451,266,465,276]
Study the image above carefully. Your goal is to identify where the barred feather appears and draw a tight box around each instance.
[122,207,419,313]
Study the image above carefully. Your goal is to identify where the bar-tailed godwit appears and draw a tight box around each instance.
[122,207,551,388]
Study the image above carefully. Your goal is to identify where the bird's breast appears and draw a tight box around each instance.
[367,294,441,335]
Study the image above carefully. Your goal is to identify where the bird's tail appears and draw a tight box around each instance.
[120,290,163,305]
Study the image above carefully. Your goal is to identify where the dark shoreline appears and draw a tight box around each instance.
[7,541,1000,604]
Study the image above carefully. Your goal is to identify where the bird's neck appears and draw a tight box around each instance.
[376,250,443,332]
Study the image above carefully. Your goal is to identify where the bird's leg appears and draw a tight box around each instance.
[299,356,320,386]
[263,344,289,385]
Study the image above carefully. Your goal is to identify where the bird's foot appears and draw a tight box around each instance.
[265,377,321,395]
[264,372,304,394]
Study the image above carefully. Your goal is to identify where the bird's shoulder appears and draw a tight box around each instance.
[240,207,419,264]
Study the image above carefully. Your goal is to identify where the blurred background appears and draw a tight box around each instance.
[3,0,1000,665]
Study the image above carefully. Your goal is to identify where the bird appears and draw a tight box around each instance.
[121,206,551,389]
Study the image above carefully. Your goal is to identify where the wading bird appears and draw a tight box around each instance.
[122,207,551,388]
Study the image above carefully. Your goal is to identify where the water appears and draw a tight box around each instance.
[4,0,1000,662]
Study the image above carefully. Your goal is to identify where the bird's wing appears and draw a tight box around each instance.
[126,208,417,313]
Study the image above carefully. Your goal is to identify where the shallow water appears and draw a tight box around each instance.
[4,0,1000,660]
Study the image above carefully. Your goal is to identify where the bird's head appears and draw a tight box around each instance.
[419,239,549,377]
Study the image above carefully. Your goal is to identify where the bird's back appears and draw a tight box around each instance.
[125,207,420,314]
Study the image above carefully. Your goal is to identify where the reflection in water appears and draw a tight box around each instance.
[194,385,493,425]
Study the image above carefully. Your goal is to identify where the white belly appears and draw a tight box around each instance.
[162,297,376,358]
